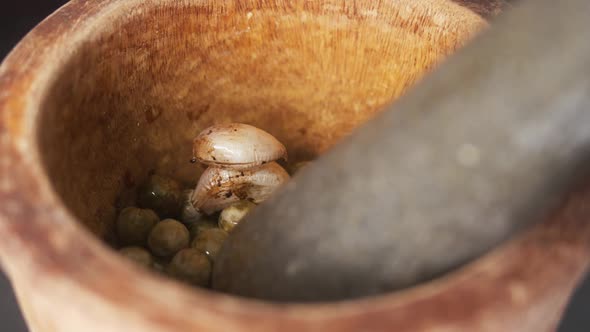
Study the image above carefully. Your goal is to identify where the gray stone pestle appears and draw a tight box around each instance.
[212,0,590,302]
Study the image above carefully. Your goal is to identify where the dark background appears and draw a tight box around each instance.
[0,1,588,331]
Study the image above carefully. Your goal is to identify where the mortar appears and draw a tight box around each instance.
[1,0,588,331]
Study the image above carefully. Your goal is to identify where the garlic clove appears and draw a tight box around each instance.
[191,162,290,215]
[219,201,257,233]
[180,189,202,225]
[192,123,287,169]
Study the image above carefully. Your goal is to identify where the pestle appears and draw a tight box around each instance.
[213,0,590,302]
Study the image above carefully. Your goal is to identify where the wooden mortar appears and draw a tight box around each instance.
[1,0,587,331]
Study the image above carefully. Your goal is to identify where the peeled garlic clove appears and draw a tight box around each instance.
[219,201,257,232]
[180,190,202,225]
[191,162,290,215]
[192,123,287,169]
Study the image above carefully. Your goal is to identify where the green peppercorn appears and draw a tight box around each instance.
[166,248,212,287]
[148,219,190,257]
[116,207,159,246]
[192,228,228,261]
[188,218,218,240]
[152,261,165,273]
[218,201,256,233]
[137,174,183,218]
[119,246,153,268]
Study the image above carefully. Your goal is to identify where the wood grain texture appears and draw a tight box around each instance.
[35,0,487,239]
[2,0,585,331]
